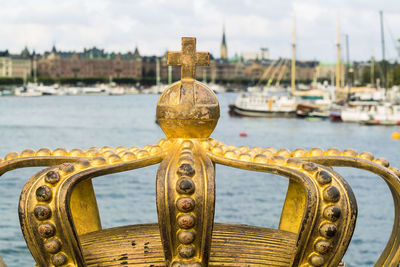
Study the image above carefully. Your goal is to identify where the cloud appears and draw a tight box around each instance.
[0,0,399,61]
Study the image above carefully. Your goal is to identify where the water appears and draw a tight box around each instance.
[0,93,398,266]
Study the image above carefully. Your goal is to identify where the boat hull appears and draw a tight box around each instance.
[229,104,296,117]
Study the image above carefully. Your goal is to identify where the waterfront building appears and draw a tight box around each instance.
[0,49,32,78]
[220,26,228,61]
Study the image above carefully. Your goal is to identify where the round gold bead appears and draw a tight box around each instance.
[261,150,273,158]
[176,197,195,212]
[252,146,263,153]
[115,146,127,153]
[36,185,52,202]
[107,154,122,164]
[227,144,237,151]
[238,145,250,153]
[149,145,162,155]
[359,151,374,161]
[85,148,100,157]
[5,151,18,161]
[34,205,52,220]
[375,158,390,167]
[178,231,195,244]
[51,253,67,266]
[59,163,75,174]
[309,254,325,266]
[44,239,62,254]
[69,148,84,157]
[52,148,68,156]
[36,148,51,156]
[100,146,113,153]
[224,150,238,160]
[253,154,268,163]
[276,148,291,158]
[91,156,106,166]
[136,150,150,159]
[314,239,331,254]
[178,245,195,258]
[181,140,194,149]
[325,147,341,156]
[177,214,196,229]
[309,147,324,157]
[319,223,337,238]
[129,146,141,153]
[176,178,195,194]
[323,205,341,221]
[201,140,212,150]
[239,153,252,162]
[121,151,137,161]
[45,170,60,184]
[211,147,223,156]
[323,186,341,202]
[74,158,91,169]
[343,148,357,157]
[20,148,36,157]
[38,222,56,238]
[265,147,277,154]
[291,148,307,157]
[102,150,116,157]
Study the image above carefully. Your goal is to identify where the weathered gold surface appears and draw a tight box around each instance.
[0,37,398,267]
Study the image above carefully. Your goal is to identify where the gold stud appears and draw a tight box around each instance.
[36,148,51,156]
[325,147,341,156]
[374,158,390,167]
[20,148,36,157]
[52,148,68,156]
[343,148,357,157]
[74,158,91,170]
[91,157,107,166]
[69,148,84,157]
[291,148,307,157]
[136,150,150,159]
[5,151,18,161]
[121,151,137,161]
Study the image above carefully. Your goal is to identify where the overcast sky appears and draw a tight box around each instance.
[1,0,399,62]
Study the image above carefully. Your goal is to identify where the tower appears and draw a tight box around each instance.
[220,26,227,60]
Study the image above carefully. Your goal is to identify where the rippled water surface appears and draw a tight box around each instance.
[0,93,399,266]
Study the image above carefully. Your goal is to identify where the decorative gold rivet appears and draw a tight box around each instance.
[375,158,390,168]
[74,158,90,169]
[51,253,67,266]
[224,151,238,160]
[52,148,68,156]
[253,154,268,163]
[44,239,62,254]
[129,146,140,153]
[177,164,195,177]
[302,162,318,172]
[286,158,302,168]
[319,223,337,238]
[239,153,251,162]
[36,148,51,156]
[20,148,36,157]
[36,185,52,202]
[58,163,74,174]
[252,146,263,153]
[276,148,291,157]
[359,151,374,161]
[176,197,195,212]
[38,223,56,238]
[325,147,341,156]
[177,214,196,229]
[100,146,113,153]
[178,245,195,258]
[309,254,325,266]
[211,147,223,155]
[343,148,357,157]
[323,186,341,202]
[314,239,332,254]
[107,154,122,164]
[316,170,332,185]
[115,146,127,153]
[149,145,162,155]
[309,147,324,156]
[102,150,115,157]
[45,170,60,184]
[291,148,307,157]
[323,205,341,221]
[268,155,286,164]
[178,231,195,244]
[176,178,195,194]
[85,148,100,157]
[91,156,106,166]
[238,145,250,153]
[34,205,52,220]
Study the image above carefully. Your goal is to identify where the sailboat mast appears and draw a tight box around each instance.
[380,10,386,89]
[291,16,296,94]
[336,15,341,89]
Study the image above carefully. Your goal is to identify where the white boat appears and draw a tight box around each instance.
[81,87,108,95]
[361,104,400,125]
[229,92,297,117]
[14,86,42,97]
[340,105,371,122]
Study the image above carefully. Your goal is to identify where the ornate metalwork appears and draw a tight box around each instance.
[0,37,399,266]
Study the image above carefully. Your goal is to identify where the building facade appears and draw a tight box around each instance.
[0,49,32,78]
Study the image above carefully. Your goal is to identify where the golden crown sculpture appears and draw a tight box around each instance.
[1,37,400,267]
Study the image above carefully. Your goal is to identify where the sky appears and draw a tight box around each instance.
[0,0,399,62]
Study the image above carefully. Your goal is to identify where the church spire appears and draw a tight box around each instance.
[220,25,227,60]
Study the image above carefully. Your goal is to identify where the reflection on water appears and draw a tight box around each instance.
[0,93,398,266]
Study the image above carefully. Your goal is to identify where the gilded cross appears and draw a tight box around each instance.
[168,37,209,81]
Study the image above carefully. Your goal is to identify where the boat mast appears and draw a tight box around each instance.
[336,15,341,90]
[380,10,386,89]
[371,55,375,86]
[291,16,296,94]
